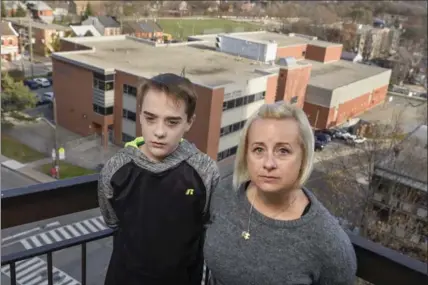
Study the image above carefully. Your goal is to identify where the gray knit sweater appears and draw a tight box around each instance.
[204,183,357,285]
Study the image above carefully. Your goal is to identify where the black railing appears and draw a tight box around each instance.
[2,175,428,285]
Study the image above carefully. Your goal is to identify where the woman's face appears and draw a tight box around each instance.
[246,117,304,194]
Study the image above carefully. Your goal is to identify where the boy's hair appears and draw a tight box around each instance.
[137,73,198,121]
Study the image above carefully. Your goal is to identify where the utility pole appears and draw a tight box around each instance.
[28,14,34,77]
[53,98,60,179]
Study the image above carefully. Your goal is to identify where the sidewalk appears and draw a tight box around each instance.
[1,155,56,183]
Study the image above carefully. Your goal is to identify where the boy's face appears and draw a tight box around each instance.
[139,88,194,161]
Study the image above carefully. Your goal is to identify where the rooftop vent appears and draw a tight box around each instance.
[278,57,297,67]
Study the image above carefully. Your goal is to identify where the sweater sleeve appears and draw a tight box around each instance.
[98,150,130,229]
[318,232,357,285]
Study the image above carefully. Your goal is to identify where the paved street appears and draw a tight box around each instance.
[6,60,52,78]
[1,167,37,190]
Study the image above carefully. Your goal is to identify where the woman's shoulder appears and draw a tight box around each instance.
[304,189,353,246]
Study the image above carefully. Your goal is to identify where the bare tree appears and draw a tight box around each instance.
[314,111,427,263]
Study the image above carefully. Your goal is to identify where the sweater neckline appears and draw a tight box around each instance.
[238,182,320,228]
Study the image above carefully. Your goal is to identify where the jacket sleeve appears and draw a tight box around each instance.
[98,152,129,229]
[186,153,220,285]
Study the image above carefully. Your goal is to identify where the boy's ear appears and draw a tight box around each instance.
[185,114,196,132]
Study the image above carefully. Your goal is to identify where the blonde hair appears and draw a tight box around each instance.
[233,101,315,190]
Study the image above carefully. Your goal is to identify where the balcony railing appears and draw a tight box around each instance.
[2,175,428,285]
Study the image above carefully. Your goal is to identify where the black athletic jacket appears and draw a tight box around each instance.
[98,137,220,285]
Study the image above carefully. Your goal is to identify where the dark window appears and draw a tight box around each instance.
[94,72,115,81]
[232,122,240,132]
[235,97,243,107]
[223,102,227,111]
[124,84,137,96]
[93,104,113,115]
[105,81,114,91]
[217,145,239,161]
[290,96,298,104]
[123,109,136,121]
[226,100,235,110]
[248,95,255,104]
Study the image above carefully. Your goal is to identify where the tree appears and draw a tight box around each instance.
[1,0,6,18]
[1,71,37,117]
[82,3,94,21]
[14,4,27,17]
[314,110,427,262]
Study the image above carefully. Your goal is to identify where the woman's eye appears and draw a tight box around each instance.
[253,147,263,153]
[278,148,289,154]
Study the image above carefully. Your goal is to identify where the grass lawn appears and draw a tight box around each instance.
[157,19,261,40]
[38,161,96,180]
[1,134,45,163]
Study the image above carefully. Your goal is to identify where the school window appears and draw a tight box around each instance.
[222,92,266,112]
[93,72,115,91]
[220,119,246,137]
[123,84,137,96]
[217,145,238,161]
[122,109,136,121]
[93,104,113,115]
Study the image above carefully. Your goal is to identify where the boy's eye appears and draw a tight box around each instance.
[168,120,179,126]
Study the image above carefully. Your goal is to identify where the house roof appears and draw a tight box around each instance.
[123,20,162,34]
[97,16,120,28]
[70,25,102,37]
[27,1,52,11]
[0,22,19,36]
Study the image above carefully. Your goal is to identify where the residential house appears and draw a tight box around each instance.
[1,21,20,61]
[122,20,163,41]
[7,17,71,56]
[69,25,101,37]
[81,16,121,36]
[2,1,27,17]
[369,125,427,256]
[377,47,414,85]
[26,1,54,24]
[47,1,70,20]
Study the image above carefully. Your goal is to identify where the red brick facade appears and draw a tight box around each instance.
[276,43,342,63]
[303,85,389,129]
[276,65,312,108]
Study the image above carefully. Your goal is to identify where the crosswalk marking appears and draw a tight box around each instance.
[1,257,80,285]
[20,216,108,250]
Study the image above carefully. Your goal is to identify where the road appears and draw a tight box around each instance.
[6,60,52,77]
[1,167,37,191]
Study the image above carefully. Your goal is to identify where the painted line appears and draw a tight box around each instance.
[1,227,42,242]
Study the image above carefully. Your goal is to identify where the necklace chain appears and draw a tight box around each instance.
[241,190,297,240]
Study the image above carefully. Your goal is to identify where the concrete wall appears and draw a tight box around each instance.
[222,76,268,101]
[218,130,242,153]
[304,85,333,107]
[123,93,137,113]
[122,119,136,138]
[221,100,265,128]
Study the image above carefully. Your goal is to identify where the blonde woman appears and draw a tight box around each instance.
[204,102,357,285]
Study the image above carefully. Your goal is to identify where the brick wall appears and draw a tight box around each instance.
[276,64,312,108]
[276,44,307,59]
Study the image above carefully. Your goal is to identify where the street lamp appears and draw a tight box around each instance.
[40,97,60,179]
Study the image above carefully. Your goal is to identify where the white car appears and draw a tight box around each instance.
[42,92,54,103]
[33,77,51,88]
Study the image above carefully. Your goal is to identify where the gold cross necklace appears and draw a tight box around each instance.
[241,189,298,240]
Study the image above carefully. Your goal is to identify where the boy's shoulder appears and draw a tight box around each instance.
[185,149,220,193]
[100,148,132,180]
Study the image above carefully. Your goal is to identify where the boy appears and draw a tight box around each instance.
[98,73,220,285]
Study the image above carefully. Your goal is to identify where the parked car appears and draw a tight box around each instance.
[315,133,331,143]
[42,92,54,104]
[345,136,367,146]
[335,130,356,141]
[315,140,326,151]
[33,77,51,88]
[315,129,337,138]
[23,79,39,90]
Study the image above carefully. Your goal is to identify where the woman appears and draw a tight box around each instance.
[204,102,357,285]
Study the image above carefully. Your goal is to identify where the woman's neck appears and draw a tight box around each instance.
[247,183,307,219]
